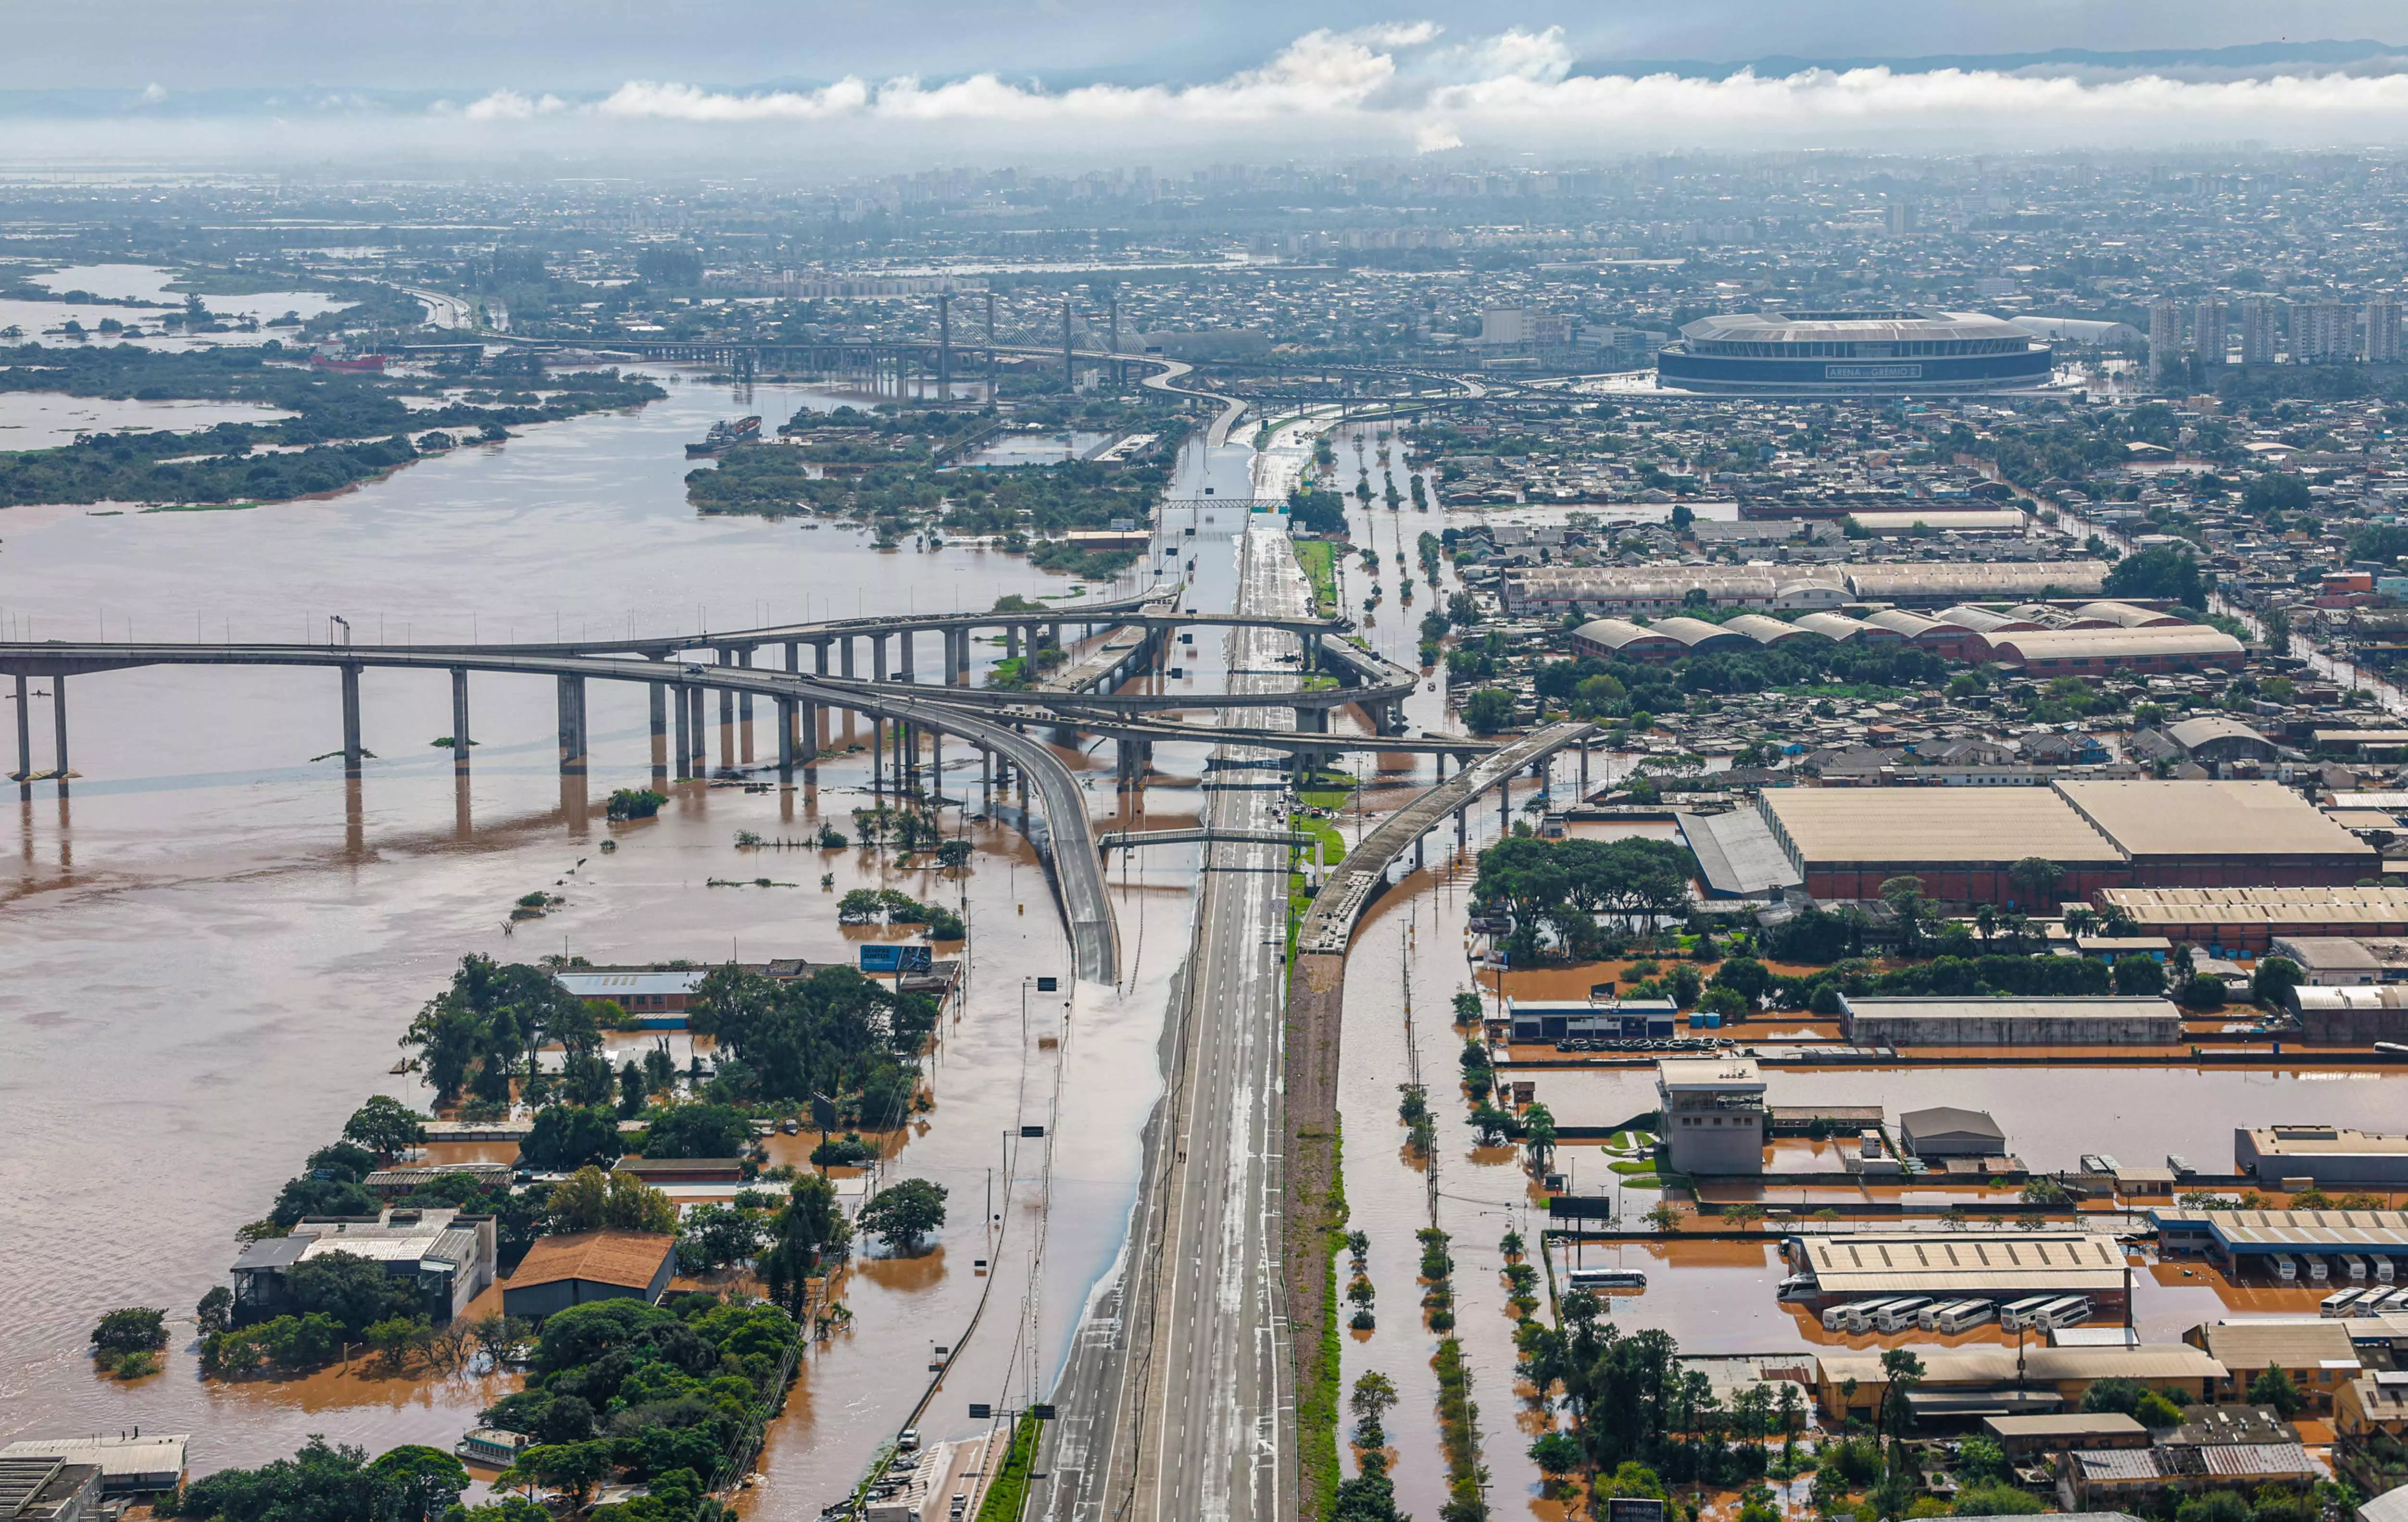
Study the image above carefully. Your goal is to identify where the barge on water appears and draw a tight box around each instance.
[687,414,763,456]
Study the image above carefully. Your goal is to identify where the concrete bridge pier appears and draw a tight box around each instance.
[451,668,472,777]
[799,701,819,764]
[556,675,588,776]
[784,641,799,675]
[871,718,885,797]
[980,745,991,798]
[930,732,944,800]
[942,631,960,685]
[776,697,797,789]
[716,656,736,771]
[1456,806,1467,849]
[671,684,690,779]
[1416,834,1426,873]
[737,648,755,764]
[13,673,28,788]
[339,663,362,778]
[1005,624,1020,661]
[649,682,668,784]
[873,636,889,683]
[813,640,829,676]
[1499,780,1511,831]
[840,637,855,679]
[898,631,914,685]
[687,686,706,774]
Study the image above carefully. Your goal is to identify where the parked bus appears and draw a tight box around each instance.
[1830,1298,1904,1334]
[2305,1256,2331,1285]
[1917,1299,1979,1332]
[2338,1254,2369,1283]
[2034,1296,2093,1331]
[1872,1297,1934,1333]
[2323,1288,2369,1318]
[1931,1301,1997,1334]
[2270,1254,2300,1284]
[1999,1296,2057,1330]
[1567,1267,1647,1291]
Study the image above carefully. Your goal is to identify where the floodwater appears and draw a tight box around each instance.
[1519,1064,2408,1175]
[0,392,299,449]
[0,366,1253,1509]
[31,263,355,324]
[1323,435,1606,1522]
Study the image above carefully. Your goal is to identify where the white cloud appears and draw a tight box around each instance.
[138,82,166,104]
[1416,121,1463,153]
[464,87,564,120]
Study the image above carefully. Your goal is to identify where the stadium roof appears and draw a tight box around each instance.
[1681,309,2034,344]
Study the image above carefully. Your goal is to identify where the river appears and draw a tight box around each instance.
[0,367,1256,1512]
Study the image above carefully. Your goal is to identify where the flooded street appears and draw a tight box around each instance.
[0,367,1246,1504]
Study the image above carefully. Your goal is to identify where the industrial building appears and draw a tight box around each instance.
[1898,1107,2009,1158]
[229,1207,497,1327]
[2097,886,2408,955]
[2150,1208,2408,1275]
[2272,937,2408,986]
[2186,1320,2362,1413]
[502,1230,677,1320]
[1840,995,2182,1047]
[1983,625,2247,674]
[1505,997,1678,1043]
[1786,1232,2131,1312]
[1656,309,2055,395]
[1815,1344,2225,1422]
[2236,1127,2408,1188]
[1655,1056,1766,1175]
[0,1457,100,1522]
[1842,561,2110,605]
[1756,786,2127,905]
[2290,984,2408,1044]
[1757,782,2375,907]
[0,1437,185,1498]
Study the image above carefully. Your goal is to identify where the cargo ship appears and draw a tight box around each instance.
[686,415,763,457]
[310,352,389,373]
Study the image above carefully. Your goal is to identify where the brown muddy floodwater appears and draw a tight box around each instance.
[0,372,1255,1509]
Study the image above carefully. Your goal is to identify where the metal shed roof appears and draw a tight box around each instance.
[1800,1232,2129,1295]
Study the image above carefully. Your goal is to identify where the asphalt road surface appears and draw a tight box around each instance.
[1039,520,1302,1522]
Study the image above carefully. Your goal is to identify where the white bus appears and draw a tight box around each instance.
[1999,1296,2057,1330]
[1567,1267,1648,1291]
[2323,1288,2369,1318]
[1873,1298,1934,1333]
[1931,1301,1997,1334]
[2305,1256,2331,1285]
[2338,1254,2369,1284]
[2270,1254,2300,1284]
[2034,1296,2093,1331]
[1832,1298,1906,1334]
[2377,1258,2399,1285]
[1917,1299,1978,1332]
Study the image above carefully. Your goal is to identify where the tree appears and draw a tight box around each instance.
[2179,974,2229,1010]
[641,1103,753,1159]
[170,1437,396,1522]
[288,1250,422,1338]
[2113,954,2168,996]
[519,1105,623,1173]
[676,1202,767,1273]
[1530,1431,1582,1487]
[90,1307,168,1358]
[1878,875,1929,953]
[857,1177,948,1252]
[2252,956,2304,1008]
[760,1175,848,1311]
[1521,1102,1558,1173]
[197,1286,234,1337]
[365,1447,471,1522]
[2103,545,2207,606]
[498,1440,616,1509]
[1644,1201,1686,1233]
[546,1165,678,1235]
[2248,1362,2304,1417]
[364,1315,430,1372]
[343,1095,429,1158]
[2006,856,2062,911]
[1878,1347,1925,1439]
[1463,687,1516,735]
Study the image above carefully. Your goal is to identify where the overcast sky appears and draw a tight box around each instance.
[9,0,2406,92]
[11,4,2408,164]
